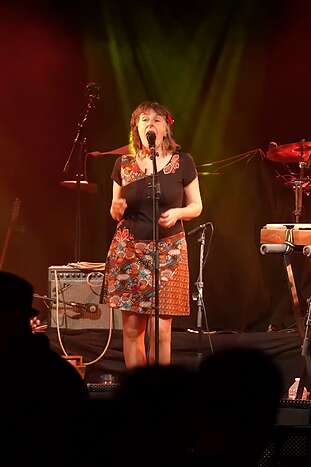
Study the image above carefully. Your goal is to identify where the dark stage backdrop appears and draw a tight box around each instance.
[1,0,311,331]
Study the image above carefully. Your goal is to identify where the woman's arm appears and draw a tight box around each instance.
[110,181,127,221]
[159,177,203,228]
[180,177,203,220]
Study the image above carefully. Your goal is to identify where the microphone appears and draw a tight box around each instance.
[146,131,156,148]
[187,221,212,236]
[86,82,101,99]
[260,243,294,255]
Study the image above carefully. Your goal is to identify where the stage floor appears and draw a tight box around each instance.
[47,327,305,398]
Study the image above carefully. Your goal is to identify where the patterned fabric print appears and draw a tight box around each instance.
[120,155,145,186]
[120,154,180,185]
[163,154,180,174]
[105,230,187,314]
[159,238,190,316]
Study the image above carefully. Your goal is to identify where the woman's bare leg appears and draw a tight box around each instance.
[122,312,148,368]
[149,316,172,365]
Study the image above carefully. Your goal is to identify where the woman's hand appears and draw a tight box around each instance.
[30,317,48,333]
[158,208,181,228]
[110,198,127,221]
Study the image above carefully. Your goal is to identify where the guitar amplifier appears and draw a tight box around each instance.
[48,265,122,330]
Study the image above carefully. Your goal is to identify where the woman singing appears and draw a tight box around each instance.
[104,101,202,368]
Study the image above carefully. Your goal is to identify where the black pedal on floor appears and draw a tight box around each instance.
[87,379,119,399]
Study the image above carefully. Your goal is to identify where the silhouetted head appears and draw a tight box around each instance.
[194,347,283,467]
[114,364,197,467]
[0,271,39,345]
[0,271,38,318]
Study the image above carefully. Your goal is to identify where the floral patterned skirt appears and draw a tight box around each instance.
[103,227,190,316]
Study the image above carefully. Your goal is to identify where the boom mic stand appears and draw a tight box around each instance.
[147,131,160,365]
[62,82,101,262]
[187,222,214,363]
[194,225,206,361]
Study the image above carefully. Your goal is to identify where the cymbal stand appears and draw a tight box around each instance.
[293,140,309,223]
[293,161,306,223]
[62,84,100,262]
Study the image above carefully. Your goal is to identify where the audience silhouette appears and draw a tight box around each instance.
[101,347,283,467]
[110,363,198,467]
[0,271,284,467]
[0,271,89,466]
[193,346,283,467]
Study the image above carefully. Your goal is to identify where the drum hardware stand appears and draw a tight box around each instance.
[293,160,307,223]
[298,296,311,398]
[292,139,311,223]
[261,229,306,338]
[288,141,311,395]
[267,138,311,223]
[261,227,310,399]
[62,83,101,262]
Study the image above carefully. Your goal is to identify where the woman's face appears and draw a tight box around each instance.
[137,108,168,150]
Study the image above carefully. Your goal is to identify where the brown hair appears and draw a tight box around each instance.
[129,101,180,154]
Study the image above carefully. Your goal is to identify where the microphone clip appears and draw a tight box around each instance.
[187,222,212,237]
[86,82,101,101]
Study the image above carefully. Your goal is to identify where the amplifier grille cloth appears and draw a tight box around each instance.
[48,266,122,330]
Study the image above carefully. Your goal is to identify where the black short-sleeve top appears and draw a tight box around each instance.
[111,151,198,240]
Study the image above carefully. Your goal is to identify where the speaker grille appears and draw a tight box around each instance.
[258,427,311,467]
[48,266,122,330]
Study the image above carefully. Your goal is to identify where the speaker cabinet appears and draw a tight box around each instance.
[48,266,122,330]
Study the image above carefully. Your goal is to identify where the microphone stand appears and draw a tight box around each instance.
[188,222,214,363]
[194,226,206,361]
[62,84,100,262]
[149,140,161,365]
